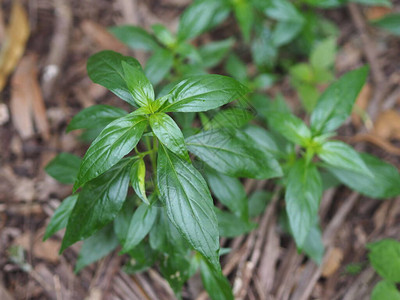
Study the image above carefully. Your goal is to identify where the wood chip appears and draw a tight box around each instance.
[322,247,344,278]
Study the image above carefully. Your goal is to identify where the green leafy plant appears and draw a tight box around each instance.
[367,239,400,300]
[44,50,290,299]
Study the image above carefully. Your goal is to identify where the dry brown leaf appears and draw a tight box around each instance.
[322,247,343,278]
[81,20,128,53]
[365,6,392,21]
[348,134,400,156]
[351,83,372,128]
[14,233,60,263]
[0,2,30,91]
[373,109,400,140]
[10,54,50,140]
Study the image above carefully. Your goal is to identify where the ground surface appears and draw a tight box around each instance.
[1,0,400,299]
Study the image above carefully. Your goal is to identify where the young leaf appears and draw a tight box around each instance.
[177,0,230,41]
[267,111,311,146]
[199,258,234,300]
[152,24,176,47]
[285,159,322,247]
[371,280,400,300]
[121,204,158,253]
[61,159,131,252]
[233,0,253,42]
[43,195,78,241]
[87,51,142,107]
[318,141,372,177]
[74,113,147,189]
[122,61,154,107]
[75,224,119,273]
[66,105,127,133]
[215,208,255,238]
[186,129,282,179]
[372,14,400,36]
[199,38,234,69]
[310,66,369,134]
[325,153,400,199]
[130,159,148,204]
[205,168,248,220]
[45,153,81,184]
[108,25,159,51]
[160,75,249,113]
[145,48,174,86]
[149,112,189,160]
[157,145,220,269]
[368,239,400,283]
[310,37,337,70]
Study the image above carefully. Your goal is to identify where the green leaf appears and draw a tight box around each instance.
[368,239,400,283]
[87,50,142,107]
[121,204,158,253]
[61,159,131,252]
[45,153,81,184]
[67,105,127,133]
[302,223,324,264]
[318,141,372,177]
[350,0,391,7]
[109,25,159,51]
[267,112,311,146]
[225,54,247,82]
[160,253,194,295]
[114,196,136,244]
[248,191,272,218]
[177,0,230,41]
[208,108,253,130]
[200,258,234,300]
[75,224,119,273]
[160,75,249,113]
[285,159,322,247]
[272,21,304,47]
[310,66,369,134]
[149,112,189,160]
[122,61,154,107]
[296,84,320,113]
[325,153,400,199]
[372,13,400,36]
[243,125,279,157]
[145,48,174,86]
[130,159,148,204]
[310,37,337,70]
[152,24,175,47]
[205,168,248,219]
[186,129,282,179]
[43,195,78,241]
[233,0,253,42]
[215,208,255,238]
[124,242,157,274]
[251,26,277,68]
[265,0,304,22]
[74,113,147,189]
[157,145,220,268]
[371,281,400,300]
[199,38,234,69]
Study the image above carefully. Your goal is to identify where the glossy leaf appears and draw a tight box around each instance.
[157,145,220,268]
[205,168,248,220]
[74,113,147,189]
[319,141,372,177]
[109,25,159,51]
[43,195,78,241]
[208,108,253,130]
[122,61,154,107]
[145,48,174,86]
[199,38,234,69]
[87,51,142,107]
[45,153,81,184]
[267,112,311,146]
[75,224,119,273]
[130,159,148,204]
[310,66,369,134]
[61,160,131,252]
[121,204,158,253]
[243,125,279,157]
[177,0,230,41]
[285,159,322,247]
[215,208,255,238]
[67,105,127,133]
[160,75,249,113]
[325,153,400,199]
[200,258,234,300]
[368,239,400,282]
[371,281,400,300]
[186,129,282,179]
[114,196,136,244]
[150,112,189,160]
